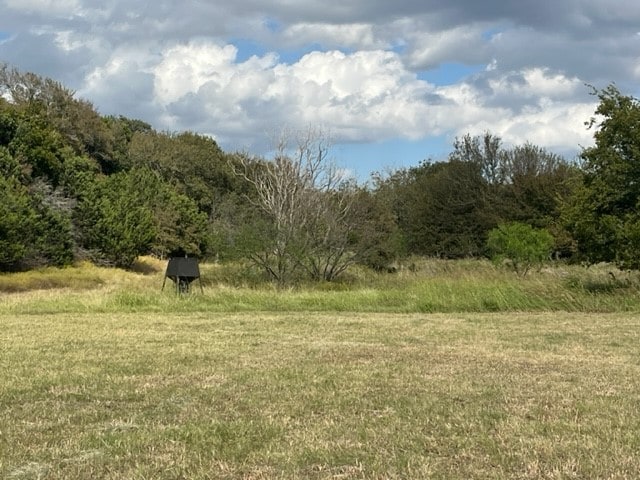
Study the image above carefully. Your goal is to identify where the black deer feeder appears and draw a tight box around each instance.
[162,256,203,294]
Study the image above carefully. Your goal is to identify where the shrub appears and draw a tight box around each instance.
[487,222,554,276]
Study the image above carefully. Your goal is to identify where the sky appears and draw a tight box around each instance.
[1,0,639,180]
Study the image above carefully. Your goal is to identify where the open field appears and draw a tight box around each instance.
[2,260,640,478]
[3,310,640,479]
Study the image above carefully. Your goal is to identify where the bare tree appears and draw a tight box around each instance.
[234,127,356,283]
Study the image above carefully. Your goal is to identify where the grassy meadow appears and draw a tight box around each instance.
[2,259,640,478]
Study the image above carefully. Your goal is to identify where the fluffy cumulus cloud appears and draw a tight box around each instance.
[146,43,436,146]
[1,0,638,165]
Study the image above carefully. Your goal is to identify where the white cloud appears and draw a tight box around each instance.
[81,41,592,154]
[153,42,241,104]
[2,0,636,166]
[143,44,436,144]
[437,69,596,150]
[280,23,388,50]
[486,68,579,98]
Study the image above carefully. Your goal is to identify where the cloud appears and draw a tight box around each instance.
[1,0,636,160]
[4,0,81,17]
[142,42,436,146]
[280,23,388,50]
[77,36,596,155]
[404,24,490,69]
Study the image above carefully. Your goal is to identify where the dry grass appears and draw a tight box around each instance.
[2,310,640,478]
[2,257,640,315]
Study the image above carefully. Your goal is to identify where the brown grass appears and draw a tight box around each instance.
[1,310,640,478]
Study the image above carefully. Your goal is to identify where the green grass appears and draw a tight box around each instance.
[2,311,640,479]
[1,258,639,314]
[2,258,640,478]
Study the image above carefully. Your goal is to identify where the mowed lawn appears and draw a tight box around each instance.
[2,310,640,479]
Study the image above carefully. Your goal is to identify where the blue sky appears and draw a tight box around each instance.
[1,0,639,180]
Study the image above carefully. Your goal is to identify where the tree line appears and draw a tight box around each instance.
[1,64,639,281]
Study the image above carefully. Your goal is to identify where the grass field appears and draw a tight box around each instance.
[2,260,640,478]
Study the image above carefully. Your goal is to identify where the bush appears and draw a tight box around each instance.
[487,222,554,276]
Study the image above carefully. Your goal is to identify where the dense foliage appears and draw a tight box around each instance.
[376,133,578,260]
[1,63,639,278]
[564,85,640,268]
[487,222,555,276]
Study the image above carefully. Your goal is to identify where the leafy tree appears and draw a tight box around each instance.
[125,168,210,258]
[451,132,504,184]
[75,171,155,268]
[25,182,74,268]
[0,64,242,270]
[563,85,640,268]
[0,145,74,270]
[387,159,491,258]
[8,106,71,186]
[450,133,576,229]
[59,154,101,198]
[127,130,238,216]
[498,143,578,230]
[0,145,24,180]
[376,133,576,260]
[487,222,554,276]
[0,98,19,146]
[0,176,38,270]
[103,115,153,172]
[0,63,118,173]
[348,187,403,271]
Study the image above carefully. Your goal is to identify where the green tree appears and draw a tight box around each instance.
[127,130,238,216]
[487,222,554,276]
[376,133,576,260]
[0,63,118,173]
[564,85,640,268]
[348,187,403,271]
[0,144,74,270]
[76,171,155,268]
[125,168,210,258]
[0,176,38,270]
[389,159,491,258]
[9,108,71,186]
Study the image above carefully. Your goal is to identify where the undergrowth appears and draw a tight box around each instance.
[1,257,639,314]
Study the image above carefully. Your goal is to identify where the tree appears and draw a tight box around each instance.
[0,64,238,270]
[234,127,356,283]
[0,141,74,270]
[8,105,71,187]
[348,186,403,271]
[451,132,504,184]
[487,222,554,276]
[126,168,210,258]
[75,171,155,268]
[0,176,38,270]
[0,63,118,174]
[563,85,640,268]
[386,158,491,258]
[127,130,238,217]
[377,133,577,260]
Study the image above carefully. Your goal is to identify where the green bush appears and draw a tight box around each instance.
[487,222,554,276]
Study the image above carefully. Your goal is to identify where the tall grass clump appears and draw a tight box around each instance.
[1,257,640,314]
[0,262,106,293]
